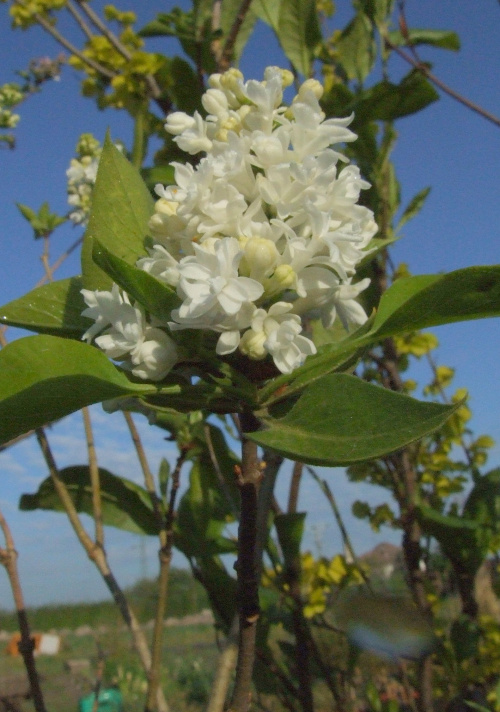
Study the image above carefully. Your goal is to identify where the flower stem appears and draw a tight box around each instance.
[0,508,47,712]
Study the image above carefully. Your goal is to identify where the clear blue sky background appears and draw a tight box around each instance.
[0,1,499,607]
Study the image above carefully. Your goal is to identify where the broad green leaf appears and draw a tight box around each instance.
[274,513,306,568]
[356,0,394,25]
[351,71,439,124]
[251,373,459,466]
[335,12,376,82]
[0,335,161,445]
[396,186,431,231]
[0,277,90,338]
[81,135,154,290]
[252,0,281,30]
[167,56,204,115]
[277,0,322,77]
[92,240,180,321]
[450,616,480,663]
[388,28,460,51]
[366,266,500,342]
[20,466,158,535]
[463,468,500,527]
[257,339,364,407]
[189,557,237,632]
[416,504,483,575]
[260,266,500,408]
[141,165,175,192]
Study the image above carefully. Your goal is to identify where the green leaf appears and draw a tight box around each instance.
[396,186,431,231]
[260,266,500,408]
[276,0,322,76]
[274,513,306,568]
[174,426,239,558]
[335,12,376,82]
[388,28,460,51]
[366,266,500,342]
[252,0,281,30]
[257,339,364,407]
[0,335,160,445]
[141,165,175,192]
[251,373,459,466]
[416,504,483,574]
[450,615,480,663]
[92,240,180,321]
[0,277,90,338]
[351,71,439,124]
[463,468,500,528]
[171,57,203,114]
[81,135,154,290]
[16,201,66,239]
[20,466,158,535]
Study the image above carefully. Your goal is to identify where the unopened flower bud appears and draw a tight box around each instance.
[297,78,324,101]
[165,111,195,136]
[264,264,296,297]
[202,88,228,116]
[244,237,279,279]
[239,328,267,360]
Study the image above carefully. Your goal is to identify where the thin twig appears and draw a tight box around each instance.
[75,0,161,99]
[12,0,115,79]
[34,426,170,712]
[66,0,95,41]
[287,461,303,514]
[145,447,187,711]
[34,235,84,288]
[384,34,500,129]
[82,407,104,548]
[0,508,47,712]
[123,411,165,537]
[218,0,254,72]
[206,614,239,712]
[40,235,52,283]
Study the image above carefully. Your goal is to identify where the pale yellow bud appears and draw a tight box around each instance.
[239,328,267,360]
[220,68,247,104]
[244,238,279,279]
[264,66,294,88]
[264,264,296,296]
[298,78,324,101]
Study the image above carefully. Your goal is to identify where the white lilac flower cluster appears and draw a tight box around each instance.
[82,67,377,380]
[67,134,102,225]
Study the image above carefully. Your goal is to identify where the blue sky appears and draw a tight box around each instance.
[0,1,499,607]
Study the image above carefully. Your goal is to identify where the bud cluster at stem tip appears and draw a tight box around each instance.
[81,67,377,380]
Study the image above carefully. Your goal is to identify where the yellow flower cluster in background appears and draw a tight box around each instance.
[263,552,365,619]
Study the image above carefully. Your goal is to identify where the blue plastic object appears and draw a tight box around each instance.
[78,688,124,712]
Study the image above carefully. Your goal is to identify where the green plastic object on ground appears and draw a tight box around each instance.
[78,688,124,712]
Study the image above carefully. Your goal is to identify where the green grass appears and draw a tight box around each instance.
[0,569,210,633]
[0,622,218,712]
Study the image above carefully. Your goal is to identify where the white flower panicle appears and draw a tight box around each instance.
[82,67,377,378]
[81,285,179,381]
